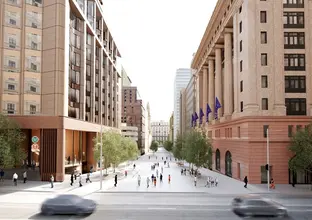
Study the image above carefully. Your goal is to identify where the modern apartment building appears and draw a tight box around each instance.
[0,0,121,181]
[122,86,145,154]
[121,123,138,143]
[191,0,312,184]
[173,68,191,142]
[151,120,169,144]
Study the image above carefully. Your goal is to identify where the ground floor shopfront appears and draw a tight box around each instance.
[10,115,119,182]
[205,116,312,184]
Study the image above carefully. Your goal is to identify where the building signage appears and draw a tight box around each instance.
[32,136,39,143]
[31,144,40,152]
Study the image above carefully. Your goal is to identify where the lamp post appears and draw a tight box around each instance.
[100,124,103,190]
[266,128,270,192]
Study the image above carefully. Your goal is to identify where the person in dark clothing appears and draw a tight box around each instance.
[160,173,163,183]
[244,176,248,188]
[114,174,118,187]
[70,173,74,186]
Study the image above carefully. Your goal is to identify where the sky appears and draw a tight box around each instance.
[102,0,218,121]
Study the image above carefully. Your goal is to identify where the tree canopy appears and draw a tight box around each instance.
[150,140,158,153]
[0,114,26,168]
[289,125,312,173]
[163,140,173,152]
[93,130,139,171]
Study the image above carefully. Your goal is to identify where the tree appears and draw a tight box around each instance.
[289,125,312,177]
[0,114,26,168]
[173,133,185,160]
[184,129,213,169]
[163,140,173,152]
[150,140,158,153]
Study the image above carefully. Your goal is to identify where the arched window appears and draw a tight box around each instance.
[225,151,232,177]
[215,149,220,171]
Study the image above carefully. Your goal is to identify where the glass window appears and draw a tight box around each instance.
[262,98,268,110]
[6,0,22,6]
[5,11,21,28]
[26,33,41,50]
[24,77,40,94]
[26,12,42,28]
[260,11,267,23]
[3,55,20,72]
[261,53,268,66]
[25,56,41,72]
[26,0,42,7]
[261,75,268,88]
[260,32,267,44]
[4,33,20,50]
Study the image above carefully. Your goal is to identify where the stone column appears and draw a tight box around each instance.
[215,47,223,119]
[208,58,215,121]
[199,72,203,110]
[224,30,233,117]
[202,66,208,115]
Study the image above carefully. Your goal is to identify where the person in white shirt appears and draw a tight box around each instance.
[146,177,150,188]
[13,173,18,186]
[137,174,141,186]
[79,174,82,187]
[194,176,197,187]
[23,171,27,183]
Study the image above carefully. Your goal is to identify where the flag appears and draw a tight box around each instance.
[199,108,204,124]
[194,112,198,126]
[215,97,222,120]
[191,114,194,127]
[206,104,212,122]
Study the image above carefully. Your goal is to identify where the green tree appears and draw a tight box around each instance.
[150,140,158,153]
[0,114,26,168]
[120,137,139,162]
[289,125,312,177]
[184,129,213,169]
[163,140,173,152]
[173,133,185,160]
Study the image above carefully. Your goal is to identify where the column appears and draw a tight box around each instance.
[202,66,208,114]
[215,48,223,119]
[208,58,215,121]
[224,31,233,116]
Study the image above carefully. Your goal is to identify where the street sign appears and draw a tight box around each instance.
[32,136,39,143]
[31,143,40,152]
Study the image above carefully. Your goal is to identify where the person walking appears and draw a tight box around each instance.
[13,173,18,186]
[50,174,54,188]
[153,176,156,186]
[215,177,218,187]
[161,167,163,174]
[114,174,118,187]
[23,171,27,183]
[168,174,171,184]
[194,176,197,187]
[86,173,92,183]
[79,173,83,187]
[137,174,141,186]
[125,170,128,177]
[146,177,150,188]
[244,176,248,188]
[156,169,159,178]
[70,173,74,186]
[160,173,163,183]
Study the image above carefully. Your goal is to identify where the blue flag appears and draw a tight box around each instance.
[199,108,204,124]
[206,104,212,122]
[215,97,222,120]
[194,112,198,126]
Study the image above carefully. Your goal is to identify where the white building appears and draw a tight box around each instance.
[173,68,192,142]
[121,123,139,143]
[144,102,152,153]
[151,121,169,144]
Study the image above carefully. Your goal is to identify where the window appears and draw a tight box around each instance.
[283,0,304,8]
[26,12,42,28]
[8,84,15,91]
[29,104,36,114]
[261,32,267,44]
[239,6,242,13]
[86,48,91,60]
[283,12,304,28]
[240,80,243,92]
[262,98,268,110]
[7,103,16,114]
[261,76,268,88]
[285,76,306,93]
[26,33,41,50]
[285,98,306,115]
[25,56,41,72]
[288,125,293,137]
[237,127,241,138]
[240,60,243,72]
[4,56,20,72]
[26,0,42,7]
[87,34,92,45]
[5,11,21,28]
[239,21,242,33]
[284,54,305,71]
[260,11,267,23]
[284,32,305,49]
[240,101,243,112]
[263,125,269,138]
[7,0,21,6]
[239,40,242,52]
[261,53,267,66]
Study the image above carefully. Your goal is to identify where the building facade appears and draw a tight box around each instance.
[121,86,145,154]
[173,68,191,142]
[191,0,312,184]
[0,0,122,181]
[151,120,169,144]
[179,89,186,136]
[168,112,174,142]
[121,123,138,143]
[184,75,196,134]
[144,102,152,153]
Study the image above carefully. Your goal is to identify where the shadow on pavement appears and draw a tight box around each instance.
[28,213,91,219]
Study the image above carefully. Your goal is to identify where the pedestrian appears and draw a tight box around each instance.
[0,169,4,182]
[50,174,54,188]
[153,177,156,186]
[244,176,248,188]
[114,174,118,187]
[160,173,163,183]
[194,176,197,187]
[156,169,159,178]
[184,168,186,175]
[133,164,136,170]
[12,173,18,186]
[168,174,171,184]
[79,174,83,187]
[161,167,163,174]
[86,173,92,183]
[23,171,27,183]
[70,173,74,186]
[215,177,218,187]
[181,169,183,175]
[205,176,210,187]
[146,177,150,188]
[137,174,141,186]
[125,170,128,177]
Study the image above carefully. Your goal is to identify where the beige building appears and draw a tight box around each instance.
[121,123,138,143]
[192,0,312,184]
[151,120,169,144]
[179,88,186,136]
[0,0,121,181]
